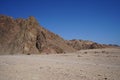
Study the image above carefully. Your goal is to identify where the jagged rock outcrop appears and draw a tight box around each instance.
[0,15,115,55]
[0,15,75,54]
[66,39,106,50]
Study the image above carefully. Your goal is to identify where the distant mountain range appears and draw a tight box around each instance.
[0,15,118,55]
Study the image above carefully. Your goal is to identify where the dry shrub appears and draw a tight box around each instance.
[102,51,106,53]
[27,53,31,55]
[94,51,99,53]
[77,54,82,57]
[84,52,87,54]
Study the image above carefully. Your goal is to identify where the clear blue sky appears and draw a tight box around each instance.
[0,0,120,45]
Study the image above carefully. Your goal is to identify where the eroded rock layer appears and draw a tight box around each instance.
[0,15,75,54]
[0,15,115,55]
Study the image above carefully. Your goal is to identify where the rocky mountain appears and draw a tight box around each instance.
[66,39,107,50]
[0,15,75,54]
[0,15,113,55]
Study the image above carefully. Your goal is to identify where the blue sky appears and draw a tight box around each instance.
[0,0,120,45]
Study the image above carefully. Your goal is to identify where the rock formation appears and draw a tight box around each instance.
[66,39,106,50]
[0,15,75,54]
[66,39,107,50]
[0,15,115,55]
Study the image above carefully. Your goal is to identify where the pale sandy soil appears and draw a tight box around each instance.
[0,48,120,80]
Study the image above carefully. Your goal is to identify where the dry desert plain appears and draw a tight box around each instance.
[0,48,120,80]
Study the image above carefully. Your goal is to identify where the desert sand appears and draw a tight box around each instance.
[0,48,120,80]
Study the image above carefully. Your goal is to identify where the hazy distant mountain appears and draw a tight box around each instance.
[0,15,115,55]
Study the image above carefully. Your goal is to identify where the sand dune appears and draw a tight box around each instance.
[0,48,120,80]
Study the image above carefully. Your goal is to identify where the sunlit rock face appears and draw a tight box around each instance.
[0,15,114,55]
[0,15,75,54]
[66,39,107,50]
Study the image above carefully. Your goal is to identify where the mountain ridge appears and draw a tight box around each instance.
[0,15,116,55]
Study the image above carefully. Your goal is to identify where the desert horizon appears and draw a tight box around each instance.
[1,0,120,80]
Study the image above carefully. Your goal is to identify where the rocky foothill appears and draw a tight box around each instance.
[0,15,117,54]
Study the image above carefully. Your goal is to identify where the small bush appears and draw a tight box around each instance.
[102,51,106,53]
[94,51,99,53]
[77,54,81,57]
[84,52,87,54]
[27,53,31,55]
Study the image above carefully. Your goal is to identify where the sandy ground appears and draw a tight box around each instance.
[0,48,120,80]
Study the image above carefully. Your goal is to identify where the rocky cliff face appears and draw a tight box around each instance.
[0,15,75,54]
[0,15,113,55]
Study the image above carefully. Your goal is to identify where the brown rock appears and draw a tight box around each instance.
[0,15,116,55]
[0,15,75,54]
[66,39,106,50]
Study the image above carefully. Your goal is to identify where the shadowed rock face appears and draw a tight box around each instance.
[0,15,75,54]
